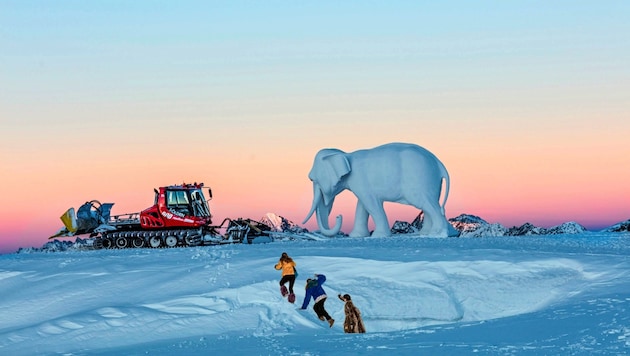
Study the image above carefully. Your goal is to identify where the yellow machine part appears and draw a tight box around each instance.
[50,208,79,239]
[61,207,78,233]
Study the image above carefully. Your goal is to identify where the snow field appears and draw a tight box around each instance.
[1,234,629,355]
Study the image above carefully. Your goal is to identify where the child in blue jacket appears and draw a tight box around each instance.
[300,274,335,327]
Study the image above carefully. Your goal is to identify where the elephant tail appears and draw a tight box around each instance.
[438,159,450,216]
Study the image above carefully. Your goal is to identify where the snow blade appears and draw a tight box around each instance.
[60,207,78,234]
[49,208,78,239]
[50,201,115,239]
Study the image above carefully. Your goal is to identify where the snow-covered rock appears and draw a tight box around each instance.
[260,213,283,231]
[505,221,587,236]
[391,221,419,234]
[448,214,489,234]
[411,212,424,230]
[391,212,423,234]
[460,223,507,237]
[449,216,589,237]
[18,238,91,253]
[260,212,308,234]
[506,223,547,236]
[546,222,588,235]
[601,219,630,232]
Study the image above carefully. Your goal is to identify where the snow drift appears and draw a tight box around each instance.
[2,230,630,354]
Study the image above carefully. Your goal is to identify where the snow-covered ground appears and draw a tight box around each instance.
[1,232,629,355]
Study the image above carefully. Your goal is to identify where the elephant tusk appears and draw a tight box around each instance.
[303,184,322,225]
[303,182,342,236]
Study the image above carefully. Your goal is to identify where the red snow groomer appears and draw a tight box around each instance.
[50,182,272,249]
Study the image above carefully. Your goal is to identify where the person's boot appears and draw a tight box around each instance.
[288,293,295,303]
[280,285,288,297]
[328,319,335,328]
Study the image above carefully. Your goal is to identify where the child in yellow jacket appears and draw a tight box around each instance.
[274,252,297,302]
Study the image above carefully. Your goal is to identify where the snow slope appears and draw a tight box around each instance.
[1,232,629,355]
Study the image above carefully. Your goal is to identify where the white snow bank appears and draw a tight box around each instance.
[1,233,629,355]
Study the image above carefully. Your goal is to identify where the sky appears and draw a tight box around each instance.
[1,232,629,354]
[1,1,629,253]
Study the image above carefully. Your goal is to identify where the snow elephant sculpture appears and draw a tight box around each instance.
[302,142,457,238]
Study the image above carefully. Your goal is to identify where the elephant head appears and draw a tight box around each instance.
[302,149,351,236]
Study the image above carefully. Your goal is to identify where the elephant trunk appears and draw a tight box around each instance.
[315,202,343,237]
[303,184,343,236]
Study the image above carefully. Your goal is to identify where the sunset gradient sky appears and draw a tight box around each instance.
[1,1,629,253]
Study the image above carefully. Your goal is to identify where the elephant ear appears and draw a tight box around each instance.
[323,152,351,181]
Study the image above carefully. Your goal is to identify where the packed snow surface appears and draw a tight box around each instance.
[1,232,629,355]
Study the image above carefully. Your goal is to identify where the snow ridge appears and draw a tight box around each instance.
[17,214,629,253]
[447,215,590,238]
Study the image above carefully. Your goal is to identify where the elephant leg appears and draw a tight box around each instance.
[367,201,391,238]
[349,201,370,237]
[418,203,448,237]
[418,210,434,235]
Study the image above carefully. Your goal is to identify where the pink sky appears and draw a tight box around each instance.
[1,2,629,253]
